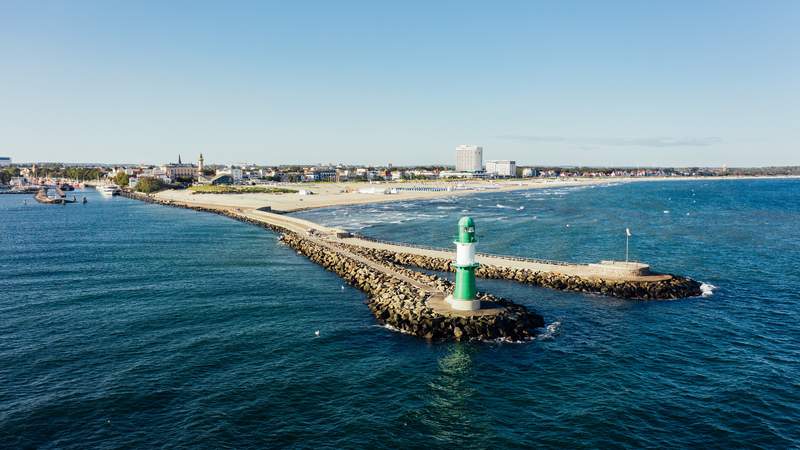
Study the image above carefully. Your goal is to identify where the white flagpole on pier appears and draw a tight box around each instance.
[625,228,632,262]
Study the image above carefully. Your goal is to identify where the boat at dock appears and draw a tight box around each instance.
[97,185,120,196]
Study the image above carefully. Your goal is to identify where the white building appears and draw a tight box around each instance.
[485,160,516,177]
[439,171,486,179]
[0,157,11,167]
[455,145,483,172]
[10,176,28,186]
[356,168,380,180]
[142,167,166,178]
[109,167,136,177]
[215,167,243,182]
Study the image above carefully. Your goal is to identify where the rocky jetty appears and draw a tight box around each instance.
[120,190,546,341]
[340,245,703,300]
[121,190,701,300]
[120,190,290,233]
[279,233,545,341]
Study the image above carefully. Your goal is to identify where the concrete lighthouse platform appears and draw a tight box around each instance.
[429,294,504,318]
[443,295,482,311]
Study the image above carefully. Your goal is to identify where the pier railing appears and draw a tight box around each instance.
[351,234,587,267]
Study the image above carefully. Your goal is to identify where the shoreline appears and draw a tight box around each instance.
[153,175,800,214]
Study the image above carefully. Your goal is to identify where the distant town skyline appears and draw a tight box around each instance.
[1,1,798,166]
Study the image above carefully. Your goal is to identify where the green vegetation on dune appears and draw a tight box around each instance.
[188,185,297,194]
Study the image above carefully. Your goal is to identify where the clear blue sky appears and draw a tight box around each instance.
[1,1,797,166]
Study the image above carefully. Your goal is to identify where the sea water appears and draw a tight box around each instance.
[1,179,799,448]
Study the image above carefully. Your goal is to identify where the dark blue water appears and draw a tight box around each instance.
[2,180,799,448]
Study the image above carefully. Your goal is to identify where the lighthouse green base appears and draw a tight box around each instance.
[454,266,477,300]
[449,265,480,311]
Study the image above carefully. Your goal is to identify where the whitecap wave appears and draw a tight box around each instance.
[376,323,415,336]
[537,321,561,340]
[700,283,716,297]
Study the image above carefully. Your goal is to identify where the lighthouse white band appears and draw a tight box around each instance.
[456,242,476,266]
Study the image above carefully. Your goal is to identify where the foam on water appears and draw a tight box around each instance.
[700,283,716,297]
[537,321,562,341]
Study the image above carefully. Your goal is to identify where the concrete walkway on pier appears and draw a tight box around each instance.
[275,214,506,318]
[230,208,669,282]
[139,193,669,283]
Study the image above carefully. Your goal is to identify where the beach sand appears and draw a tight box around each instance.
[154,178,618,213]
[153,176,798,213]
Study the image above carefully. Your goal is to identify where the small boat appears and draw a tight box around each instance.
[97,185,120,196]
[60,183,75,191]
[34,188,76,204]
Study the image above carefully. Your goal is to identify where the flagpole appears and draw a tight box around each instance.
[625,228,631,262]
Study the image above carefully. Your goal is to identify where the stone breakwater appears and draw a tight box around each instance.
[279,233,545,342]
[120,190,546,341]
[120,190,702,300]
[121,190,289,233]
[340,245,703,300]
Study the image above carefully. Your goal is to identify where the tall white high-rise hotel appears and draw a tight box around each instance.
[455,145,483,172]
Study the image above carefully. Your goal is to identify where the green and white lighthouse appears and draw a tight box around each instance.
[447,216,481,311]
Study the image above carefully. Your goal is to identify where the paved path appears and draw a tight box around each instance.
[235,209,668,282]
[167,201,669,282]
[294,220,507,318]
